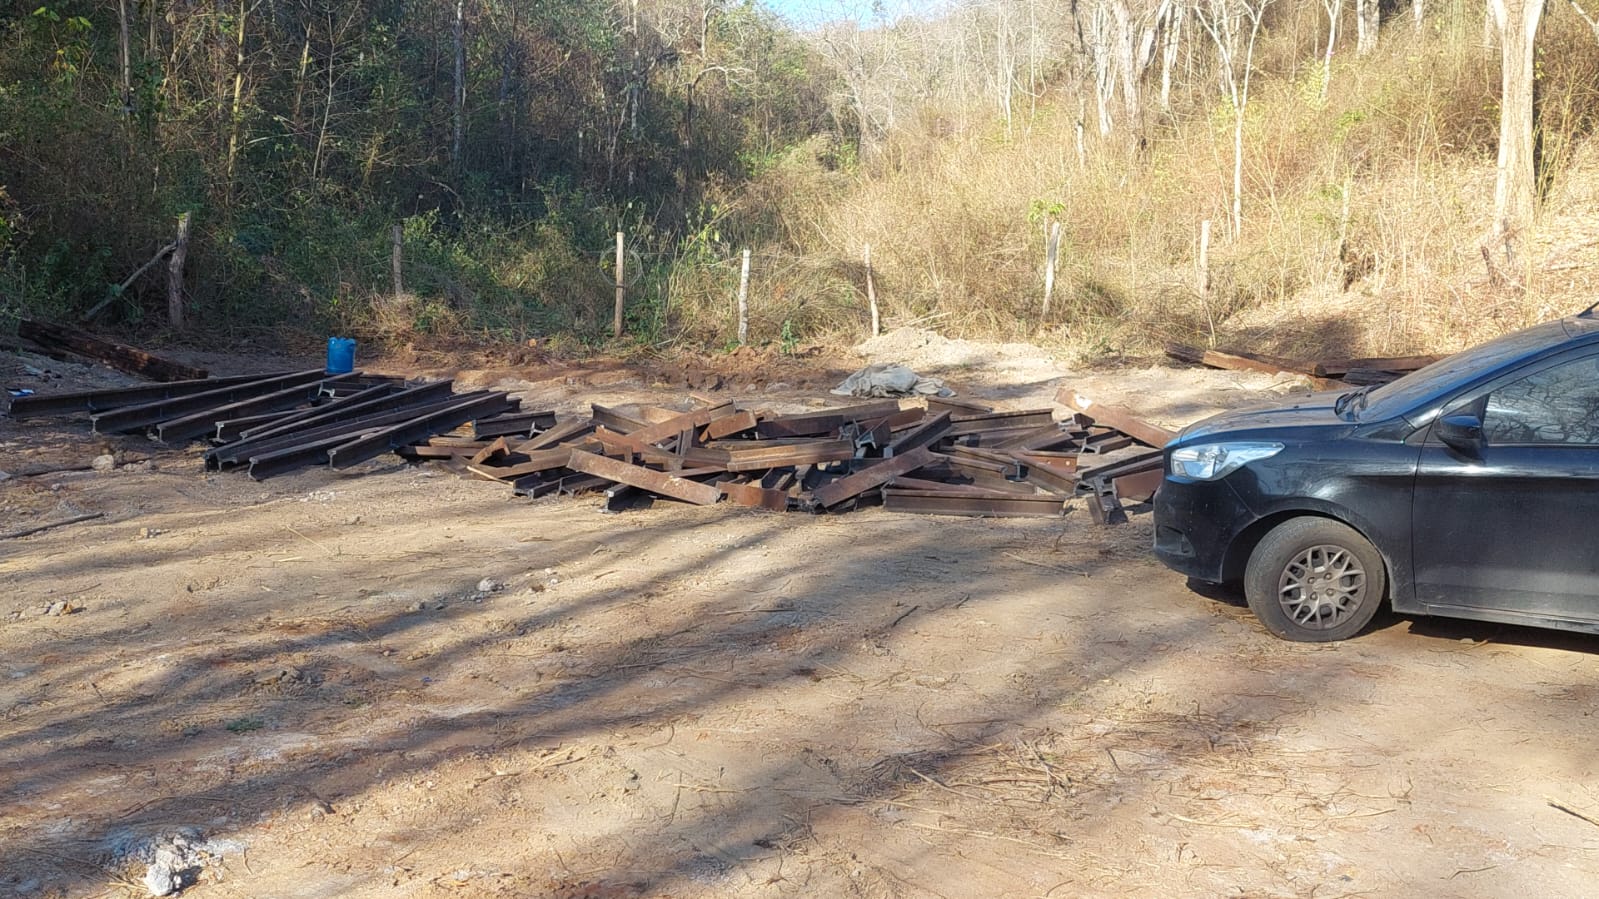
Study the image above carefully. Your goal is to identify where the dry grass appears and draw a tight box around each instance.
[671,8,1599,360]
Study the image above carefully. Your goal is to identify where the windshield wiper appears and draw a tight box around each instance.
[1334,384,1377,418]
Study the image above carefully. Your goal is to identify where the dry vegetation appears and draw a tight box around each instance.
[668,2,1599,361]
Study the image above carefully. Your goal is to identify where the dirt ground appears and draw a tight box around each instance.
[4,333,1599,899]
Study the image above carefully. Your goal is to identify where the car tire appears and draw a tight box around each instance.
[1244,517,1386,642]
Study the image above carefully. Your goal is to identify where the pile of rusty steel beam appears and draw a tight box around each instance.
[407,390,1175,521]
[8,374,1178,521]
[6,370,523,480]
[1165,343,1442,388]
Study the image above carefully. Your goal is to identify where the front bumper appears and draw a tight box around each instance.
[1152,474,1258,582]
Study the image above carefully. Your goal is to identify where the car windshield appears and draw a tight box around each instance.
[1355,320,1583,420]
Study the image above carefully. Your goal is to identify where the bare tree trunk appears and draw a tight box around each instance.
[1355,0,1379,55]
[1566,0,1599,40]
[452,0,466,179]
[1111,0,1142,135]
[291,27,311,143]
[1088,3,1117,135]
[312,13,334,182]
[1159,2,1184,112]
[117,0,133,118]
[1489,0,1547,262]
[1321,0,1340,100]
[167,212,190,330]
[223,0,249,191]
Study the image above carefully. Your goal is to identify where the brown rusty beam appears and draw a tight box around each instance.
[519,419,595,450]
[755,400,903,438]
[1055,388,1176,448]
[323,392,515,472]
[7,371,294,419]
[92,369,328,434]
[1313,354,1443,377]
[566,450,723,505]
[882,489,1065,518]
[927,396,994,415]
[469,437,512,466]
[884,409,952,457]
[590,404,647,434]
[705,409,758,439]
[18,318,207,381]
[1111,467,1163,503]
[719,481,789,511]
[810,446,937,508]
[724,440,854,472]
[600,403,733,451]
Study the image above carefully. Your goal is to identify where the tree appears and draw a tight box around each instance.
[1355,0,1379,55]
[1488,0,1546,262]
[1197,0,1273,239]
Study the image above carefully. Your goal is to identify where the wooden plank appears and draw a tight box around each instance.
[1055,388,1176,449]
[1313,354,1443,377]
[810,446,937,508]
[18,318,207,381]
[565,450,722,505]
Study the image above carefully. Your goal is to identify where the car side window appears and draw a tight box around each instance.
[1481,355,1599,446]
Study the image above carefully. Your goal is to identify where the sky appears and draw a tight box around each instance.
[760,0,947,30]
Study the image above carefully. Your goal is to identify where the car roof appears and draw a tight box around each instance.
[1369,316,1599,421]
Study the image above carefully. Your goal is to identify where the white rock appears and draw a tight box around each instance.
[92,454,116,471]
[476,578,502,594]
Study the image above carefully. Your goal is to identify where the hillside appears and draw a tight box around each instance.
[1,0,1597,358]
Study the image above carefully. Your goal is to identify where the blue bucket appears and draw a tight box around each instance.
[326,337,357,374]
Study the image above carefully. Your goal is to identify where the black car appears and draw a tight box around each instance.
[1154,314,1599,641]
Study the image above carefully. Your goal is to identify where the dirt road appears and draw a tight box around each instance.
[3,345,1598,898]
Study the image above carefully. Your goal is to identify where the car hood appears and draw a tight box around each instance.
[1176,392,1347,443]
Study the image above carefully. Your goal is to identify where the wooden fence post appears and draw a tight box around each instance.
[391,224,404,299]
[864,243,880,337]
[737,249,751,345]
[613,231,625,339]
[1042,221,1062,322]
[168,212,190,330]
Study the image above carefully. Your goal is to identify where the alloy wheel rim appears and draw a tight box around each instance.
[1278,544,1366,630]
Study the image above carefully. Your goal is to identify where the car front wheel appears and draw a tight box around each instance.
[1244,517,1386,642]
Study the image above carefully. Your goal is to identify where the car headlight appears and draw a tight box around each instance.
[1168,442,1283,481]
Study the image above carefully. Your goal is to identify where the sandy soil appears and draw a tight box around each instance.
[3,335,1598,899]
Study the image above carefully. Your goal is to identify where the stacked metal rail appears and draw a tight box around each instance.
[7,371,520,480]
[9,375,1172,521]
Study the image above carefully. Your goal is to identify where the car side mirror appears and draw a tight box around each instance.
[1436,414,1484,456]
